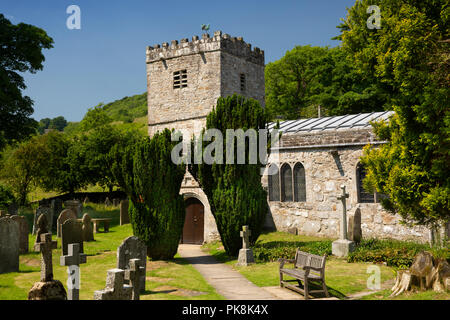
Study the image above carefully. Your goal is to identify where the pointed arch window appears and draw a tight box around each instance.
[281,164,293,202]
[356,162,376,203]
[294,162,306,202]
[268,164,280,201]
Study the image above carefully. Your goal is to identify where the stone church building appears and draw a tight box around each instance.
[146,31,430,245]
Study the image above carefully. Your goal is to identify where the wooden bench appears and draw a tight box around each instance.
[279,249,329,300]
[92,218,111,233]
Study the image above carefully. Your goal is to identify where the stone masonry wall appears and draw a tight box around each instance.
[263,129,430,243]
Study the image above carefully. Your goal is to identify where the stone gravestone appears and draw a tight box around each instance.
[332,185,355,257]
[81,213,94,242]
[57,209,77,238]
[104,197,112,207]
[287,227,298,235]
[0,216,20,274]
[60,243,87,300]
[51,199,63,231]
[10,215,29,254]
[61,219,84,256]
[237,225,255,266]
[35,214,49,245]
[117,236,147,293]
[113,198,120,207]
[124,258,144,300]
[120,200,130,226]
[32,206,53,235]
[64,200,82,218]
[93,269,132,300]
[28,233,66,300]
[8,202,18,215]
[348,207,362,244]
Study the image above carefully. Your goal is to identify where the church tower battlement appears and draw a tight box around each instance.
[146,30,265,137]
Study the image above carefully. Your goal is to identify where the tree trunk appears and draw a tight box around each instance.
[390,251,450,297]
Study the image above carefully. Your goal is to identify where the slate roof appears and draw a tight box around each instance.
[268,111,394,133]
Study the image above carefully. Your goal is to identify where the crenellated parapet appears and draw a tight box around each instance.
[146,31,264,65]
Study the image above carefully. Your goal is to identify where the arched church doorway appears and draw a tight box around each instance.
[182,197,204,244]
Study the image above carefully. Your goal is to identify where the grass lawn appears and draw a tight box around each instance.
[202,232,450,300]
[0,204,223,300]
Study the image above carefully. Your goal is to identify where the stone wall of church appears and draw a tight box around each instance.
[263,129,430,243]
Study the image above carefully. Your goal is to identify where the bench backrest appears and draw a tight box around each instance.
[294,249,327,278]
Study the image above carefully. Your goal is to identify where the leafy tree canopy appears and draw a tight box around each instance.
[0,14,53,150]
[341,0,449,225]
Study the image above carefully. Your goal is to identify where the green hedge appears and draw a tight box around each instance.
[253,240,332,263]
[347,238,450,269]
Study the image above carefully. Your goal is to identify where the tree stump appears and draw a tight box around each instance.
[390,251,450,297]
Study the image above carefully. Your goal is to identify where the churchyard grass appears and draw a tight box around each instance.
[202,231,450,300]
[0,204,223,300]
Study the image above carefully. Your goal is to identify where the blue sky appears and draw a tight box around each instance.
[1,0,356,122]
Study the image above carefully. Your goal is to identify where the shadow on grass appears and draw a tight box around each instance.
[284,281,347,300]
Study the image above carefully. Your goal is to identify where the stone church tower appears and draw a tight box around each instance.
[146,31,265,244]
[146,30,265,138]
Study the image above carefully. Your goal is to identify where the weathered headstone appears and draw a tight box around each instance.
[124,258,144,300]
[32,206,53,235]
[348,207,362,244]
[81,213,94,242]
[28,233,66,300]
[104,197,112,207]
[61,219,84,256]
[117,236,147,293]
[64,200,82,218]
[57,209,77,238]
[0,216,19,274]
[287,227,298,235]
[10,215,29,254]
[60,243,87,300]
[237,225,255,266]
[51,199,63,230]
[93,268,132,300]
[7,202,18,215]
[113,198,120,207]
[35,214,48,245]
[332,185,355,257]
[120,200,130,226]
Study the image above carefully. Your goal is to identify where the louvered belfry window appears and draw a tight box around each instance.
[240,73,246,92]
[173,69,187,89]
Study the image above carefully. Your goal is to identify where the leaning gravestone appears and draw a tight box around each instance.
[81,213,94,242]
[57,209,77,238]
[32,206,53,235]
[61,219,84,256]
[120,200,130,226]
[0,216,20,274]
[348,207,362,244]
[10,215,29,254]
[64,200,82,218]
[93,268,132,300]
[124,258,144,300]
[117,236,147,293]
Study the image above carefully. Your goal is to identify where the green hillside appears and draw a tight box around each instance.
[102,92,147,123]
[64,92,148,135]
